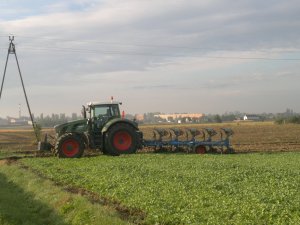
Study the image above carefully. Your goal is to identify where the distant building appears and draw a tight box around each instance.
[7,116,31,125]
[134,114,144,121]
[0,118,8,126]
[71,113,78,120]
[243,114,261,121]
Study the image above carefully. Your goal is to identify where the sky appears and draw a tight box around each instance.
[0,0,300,117]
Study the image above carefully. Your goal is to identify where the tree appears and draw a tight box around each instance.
[214,114,222,123]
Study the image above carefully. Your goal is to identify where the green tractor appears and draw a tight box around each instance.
[47,101,143,158]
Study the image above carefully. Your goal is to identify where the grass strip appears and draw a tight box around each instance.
[0,160,130,225]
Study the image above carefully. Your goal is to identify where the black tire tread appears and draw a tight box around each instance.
[104,123,138,155]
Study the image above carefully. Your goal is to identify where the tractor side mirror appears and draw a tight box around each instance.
[82,105,87,119]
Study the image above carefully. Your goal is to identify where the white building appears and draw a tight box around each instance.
[243,114,261,121]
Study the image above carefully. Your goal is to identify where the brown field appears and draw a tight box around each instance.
[140,122,300,152]
[0,122,300,152]
[0,128,53,151]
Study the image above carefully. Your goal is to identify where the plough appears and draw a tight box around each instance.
[143,127,234,154]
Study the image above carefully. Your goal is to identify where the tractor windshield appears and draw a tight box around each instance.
[93,104,120,118]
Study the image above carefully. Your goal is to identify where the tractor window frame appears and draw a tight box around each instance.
[92,104,120,118]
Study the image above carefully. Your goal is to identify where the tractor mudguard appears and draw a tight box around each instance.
[101,118,139,134]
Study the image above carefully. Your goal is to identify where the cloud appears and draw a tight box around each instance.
[1,0,300,116]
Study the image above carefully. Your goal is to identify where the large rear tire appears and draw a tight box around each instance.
[105,123,139,155]
[55,133,84,158]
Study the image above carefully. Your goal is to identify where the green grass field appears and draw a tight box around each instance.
[20,153,300,225]
[1,123,300,224]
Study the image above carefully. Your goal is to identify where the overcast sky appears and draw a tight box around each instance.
[0,0,300,117]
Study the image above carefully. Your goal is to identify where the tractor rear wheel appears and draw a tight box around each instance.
[105,123,138,155]
[55,133,84,158]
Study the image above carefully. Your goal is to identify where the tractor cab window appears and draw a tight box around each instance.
[93,104,120,118]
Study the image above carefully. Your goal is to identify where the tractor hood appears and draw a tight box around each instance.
[54,119,88,135]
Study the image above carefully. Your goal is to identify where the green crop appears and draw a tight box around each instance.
[22,153,300,224]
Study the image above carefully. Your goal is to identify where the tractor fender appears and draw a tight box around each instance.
[101,118,139,134]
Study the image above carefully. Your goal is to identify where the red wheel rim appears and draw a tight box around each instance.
[195,145,206,154]
[62,139,79,157]
[113,131,132,151]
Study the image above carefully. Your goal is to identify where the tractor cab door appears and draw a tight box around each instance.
[91,104,120,132]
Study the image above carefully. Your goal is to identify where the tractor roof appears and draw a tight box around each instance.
[87,101,122,107]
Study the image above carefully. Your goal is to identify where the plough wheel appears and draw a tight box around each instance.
[105,123,138,155]
[195,145,206,154]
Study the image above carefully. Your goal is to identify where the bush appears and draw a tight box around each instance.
[275,116,300,125]
[288,115,300,124]
[275,118,285,124]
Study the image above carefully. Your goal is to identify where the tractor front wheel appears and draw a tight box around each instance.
[105,123,139,155]
[55,133,84,158]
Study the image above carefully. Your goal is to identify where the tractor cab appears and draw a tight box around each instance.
[83,101,122,131]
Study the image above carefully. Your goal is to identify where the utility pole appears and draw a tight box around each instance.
[0,36,40,141]
[19,103,21,118]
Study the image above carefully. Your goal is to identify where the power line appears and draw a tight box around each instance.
[11,34,223,51]
[16,45,300,61]
[9,34,300,54]
[2,34,300,60]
